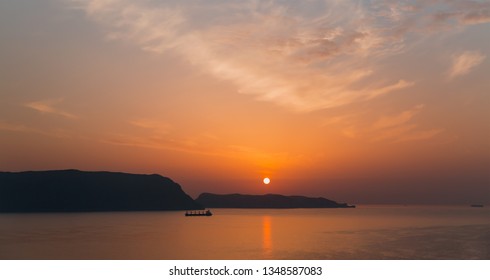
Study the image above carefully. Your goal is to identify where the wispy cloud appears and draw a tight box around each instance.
[101,133,209,155]
[393,128,445,143]
[430,1,490,26]
[0,120,73,138]
[371,124,444,143]
[328,104,444,143]
[0,121,39,134]
[65,0,414,112]
[374,0,490,33]
[66,0,489,112]
[373,104,424,129]
[102,119,221,156]
[447,51,486,79]
[129,119,172,134]
[370,104,443,143]
[24,99,78,119]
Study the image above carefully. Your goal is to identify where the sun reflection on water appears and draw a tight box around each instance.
[262,216,272,258]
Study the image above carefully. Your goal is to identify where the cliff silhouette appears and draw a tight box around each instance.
[196,193,355,208]
[0,170,203,212]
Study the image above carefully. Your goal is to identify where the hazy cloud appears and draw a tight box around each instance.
[375,0,490,33]
[66,0,414,112]
[129,119,172,134]
[447,51,486,78]
[101,133,211,155]
[103,118,222,156]
[24,99,78,119]
[0,120,72,138]
[373,104,425,129]
[393,128,445,143]
[0,121,39,134]
[460,9,490,25]
[371,104,444,143]
[430,1,490,26]
[330,104,443,143]
[67,0,489,112]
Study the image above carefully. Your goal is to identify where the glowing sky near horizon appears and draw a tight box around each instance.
[0,0,489,204]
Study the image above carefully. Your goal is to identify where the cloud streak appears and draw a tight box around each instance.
[447,51,486,79]
[0,120,73,138]
[67,0,489,112]
[129,119,172,134]
[24,99,78,119]
[373,104,425,130]
[370,105,444,143]
[327,104,444,143]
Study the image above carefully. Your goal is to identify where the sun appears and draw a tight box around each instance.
[263,177,271,185]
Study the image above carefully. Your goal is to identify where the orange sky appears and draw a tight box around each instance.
[0,0,489,204]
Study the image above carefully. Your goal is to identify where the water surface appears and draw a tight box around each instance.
[0,205,488,259]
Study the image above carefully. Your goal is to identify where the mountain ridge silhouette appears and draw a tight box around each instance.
[0,169,203,212]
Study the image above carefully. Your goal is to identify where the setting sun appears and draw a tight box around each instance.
[263,178,271,185]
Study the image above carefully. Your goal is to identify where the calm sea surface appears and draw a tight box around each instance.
[0,206,488,259]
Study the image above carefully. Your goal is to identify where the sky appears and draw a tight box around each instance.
[0,0,489,204]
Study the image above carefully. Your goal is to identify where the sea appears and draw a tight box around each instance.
[0,205,488,260]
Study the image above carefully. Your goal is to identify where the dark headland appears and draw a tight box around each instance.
[0,170,203,212]
[196,193,355,208]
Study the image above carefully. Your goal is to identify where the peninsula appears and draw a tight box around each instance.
[196,193,355,208]
[0,170,203,212]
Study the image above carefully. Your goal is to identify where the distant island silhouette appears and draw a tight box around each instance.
[196,193,355,208]
[0,170,203,212]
